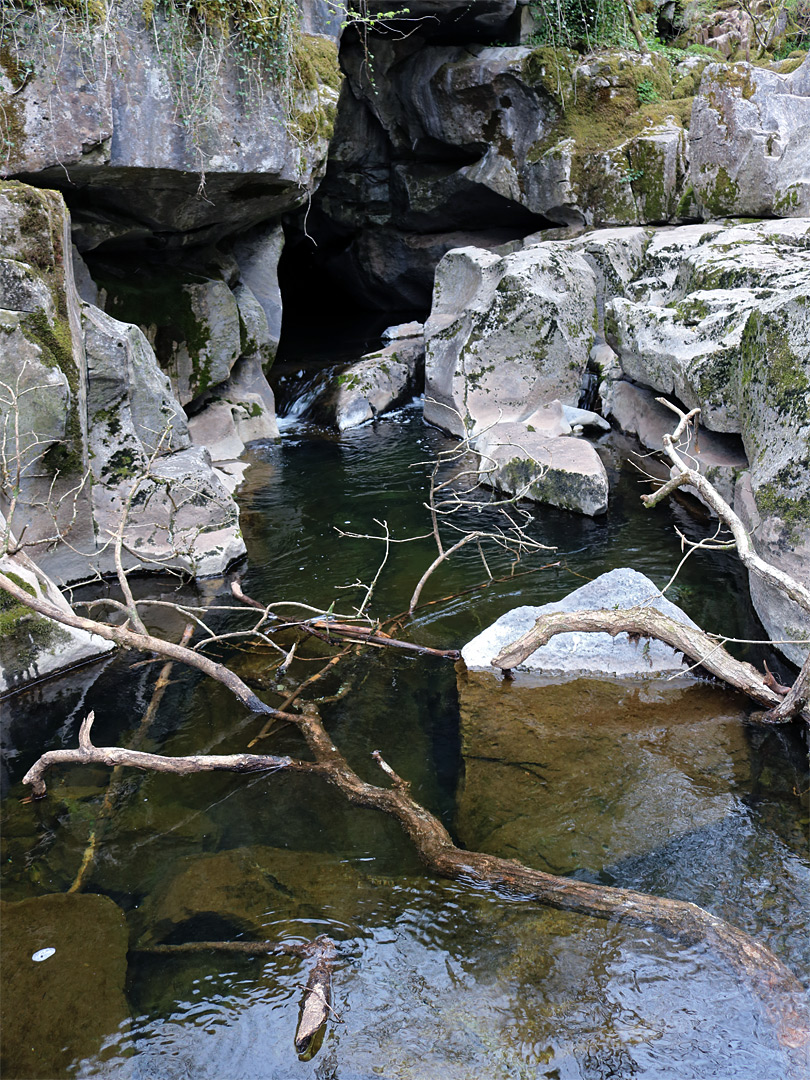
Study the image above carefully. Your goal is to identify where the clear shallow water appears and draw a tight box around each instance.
[1,408,808,1080]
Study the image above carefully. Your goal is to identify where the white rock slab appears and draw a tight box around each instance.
[462,567,699,677]
[475,422,609,516]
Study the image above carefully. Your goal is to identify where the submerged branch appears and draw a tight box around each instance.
[23,706,810,1051]
[22,711,321,798]
[135,934,337,1056]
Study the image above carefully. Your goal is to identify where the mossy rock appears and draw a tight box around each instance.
[0,892,129,1079]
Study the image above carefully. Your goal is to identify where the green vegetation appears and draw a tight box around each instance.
[0,0,339,177]
[526,0,648,52]
[636,77,661,104]
[0,568,70,672]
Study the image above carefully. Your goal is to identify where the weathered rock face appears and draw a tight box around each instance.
[338,41,690,230]
[0,180,246,586]
[609,380,748,504]
[424,244,599,436]
[475,422,609,516]
[690,53,810,218]
[308,34,710,303]
[429,217,809,662]
[1,4,342,250]
[307,333,425,430]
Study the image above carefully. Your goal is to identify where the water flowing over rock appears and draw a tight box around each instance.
[307,335,425,431]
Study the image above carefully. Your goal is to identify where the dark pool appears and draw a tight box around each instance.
[2,406,808,1080]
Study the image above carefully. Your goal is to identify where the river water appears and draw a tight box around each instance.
[1,382,808,1078]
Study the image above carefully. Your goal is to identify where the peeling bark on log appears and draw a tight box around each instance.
[491,606,810,723]
[295,939,337,1057]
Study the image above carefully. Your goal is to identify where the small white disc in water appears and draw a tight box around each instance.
[32,947,56,962]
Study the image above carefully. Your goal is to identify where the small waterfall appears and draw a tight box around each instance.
[274,364,339,429]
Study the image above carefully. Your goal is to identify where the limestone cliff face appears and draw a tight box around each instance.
[0,0,342,250]
[0,181,246,585]
[424,218,810,665]
[307,25,810,307]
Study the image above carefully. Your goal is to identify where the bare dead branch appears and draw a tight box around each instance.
[22,710,321,798]
[0,569,277,716]
[643,401,810,615]
[134,934,338,1056]
[490,605,809,723]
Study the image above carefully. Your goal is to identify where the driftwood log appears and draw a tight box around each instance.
[22,709,810,1054]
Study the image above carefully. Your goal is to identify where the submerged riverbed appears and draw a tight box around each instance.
[2,407,808,1080]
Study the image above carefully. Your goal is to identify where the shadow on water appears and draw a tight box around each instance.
[1,407,808,1080]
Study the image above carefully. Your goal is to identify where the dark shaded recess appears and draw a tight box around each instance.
[657,0,684,42]
[292,148,553,309]
[158,912,256,945]
[15,165,301,254]
[273,215,421,373]
[359,0,524,46]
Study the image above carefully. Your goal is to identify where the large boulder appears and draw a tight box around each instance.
[690,53,810,218]
[424,244,598,436]
[307,335,425,430]
[1,6,342,250]
[0,180,246,587]
[600,218,810,664]
[462,567,699,676]
[475,422,609,516]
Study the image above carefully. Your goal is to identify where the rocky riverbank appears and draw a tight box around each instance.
[0,0,808,686]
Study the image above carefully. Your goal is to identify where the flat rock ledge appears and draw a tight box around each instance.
[462,567,699,677]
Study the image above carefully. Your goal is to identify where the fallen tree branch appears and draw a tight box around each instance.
[23,707,810,1052]
[309,620,460,659]
[0,570,276,715]
[643,401,810,618]
[22,711,323,798]
[490,606,809,722]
